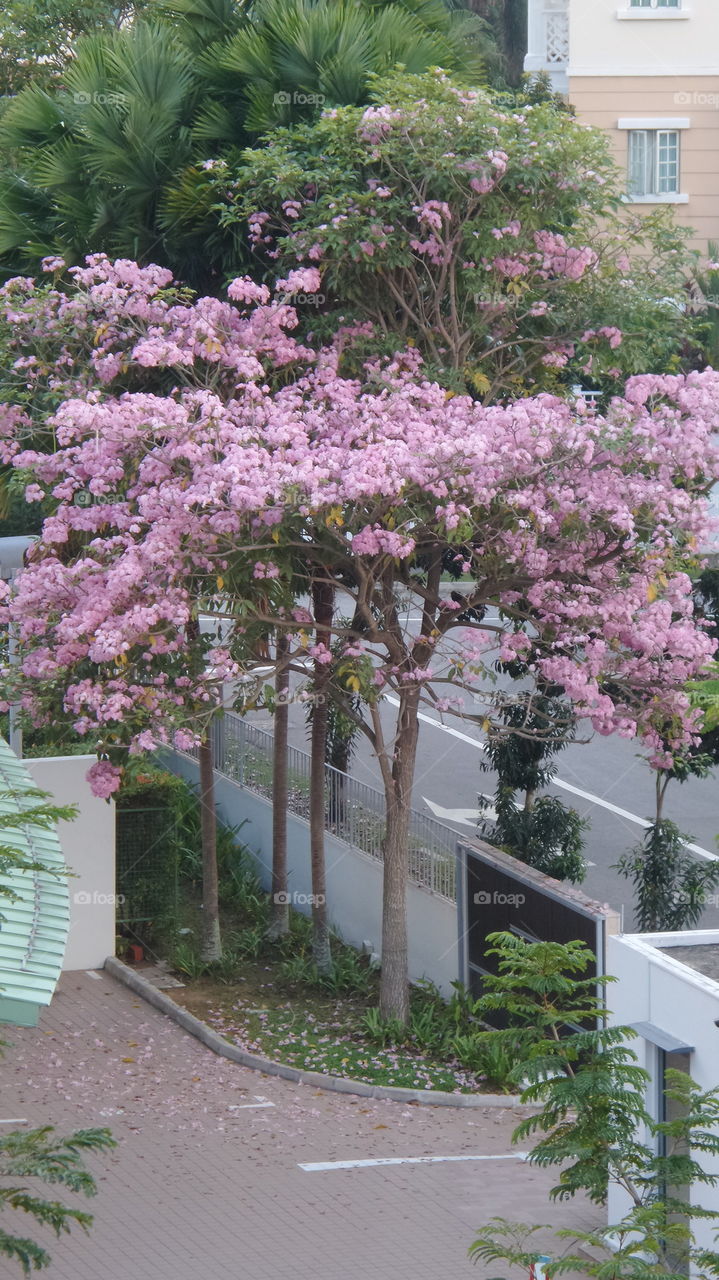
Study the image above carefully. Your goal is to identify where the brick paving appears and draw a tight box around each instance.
[1,971,599,1279]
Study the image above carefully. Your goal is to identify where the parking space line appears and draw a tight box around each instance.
[299,1153,529,1171]
[229,1097,276,1110]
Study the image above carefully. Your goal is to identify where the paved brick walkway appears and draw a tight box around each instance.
[1,972,598,1279]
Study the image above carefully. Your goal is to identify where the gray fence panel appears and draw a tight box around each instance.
[193,712,457,903]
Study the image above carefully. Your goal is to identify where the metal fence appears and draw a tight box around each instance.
[195,712,458,902]
[115,806,178,934]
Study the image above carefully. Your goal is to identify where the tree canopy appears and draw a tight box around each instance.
[202,71,694,394]
[1,254,718,1014]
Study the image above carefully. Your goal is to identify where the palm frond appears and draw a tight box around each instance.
[155,0,242,45]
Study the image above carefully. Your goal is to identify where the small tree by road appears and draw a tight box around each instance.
[217,71,692,398]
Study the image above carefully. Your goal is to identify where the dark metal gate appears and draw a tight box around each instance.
[458,838,618,1007]
[115,806,178,943]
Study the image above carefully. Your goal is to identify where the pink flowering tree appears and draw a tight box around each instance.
[0,256,316,961]
[261,361,719,1019]
[209,70,692,399]
[2,259,719,1019]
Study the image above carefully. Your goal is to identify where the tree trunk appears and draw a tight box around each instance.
[379,685,422,1023]
[326,600,364,828]
[655,771,669,825]
[326,712,352,829]
[198,730,222,962]
[309,578,333,975]
[268,630,291,939]
[465,0,527,85]
[503,0,528,87]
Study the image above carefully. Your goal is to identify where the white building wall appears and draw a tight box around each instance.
[25,756,116,971]
[570,0,719,77]
[607,931,719,1261]
[525,0,570,91]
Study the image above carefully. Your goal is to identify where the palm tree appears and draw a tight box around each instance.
[207,0,494,134]
[0,23,205,278]
[0,0,498,286]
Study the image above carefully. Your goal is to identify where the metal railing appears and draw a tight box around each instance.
[194,712,458,902]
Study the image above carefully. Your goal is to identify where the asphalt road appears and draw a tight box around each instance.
[244,680,719,934]
[231,585,719,933]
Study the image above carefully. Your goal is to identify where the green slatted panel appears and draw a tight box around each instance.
[0,738,69,1026]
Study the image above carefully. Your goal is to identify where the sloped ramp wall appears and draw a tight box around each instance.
[26,756,116,971]
[165,750,461,996]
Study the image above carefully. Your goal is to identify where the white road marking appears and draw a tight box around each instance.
[388,697,718,864]
[0,1119,27,1125]
[229,1096,275,1110]
[299,1153,529,1172]
[422,797,489,826]
[423,794,595,862]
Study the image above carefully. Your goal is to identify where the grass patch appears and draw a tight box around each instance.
[168,910,515,1093]
[174,959,486,1093]
[121,766,517,1094]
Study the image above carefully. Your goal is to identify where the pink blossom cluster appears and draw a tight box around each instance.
[248,210,273,247]
[582,326,623,350]
[357,104,405,143]
[412,201,452,232]
[534,231,598,282]
[351,526,416,558]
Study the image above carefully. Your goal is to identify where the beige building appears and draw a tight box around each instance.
[525,0,719,252]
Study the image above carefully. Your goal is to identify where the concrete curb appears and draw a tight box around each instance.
[104,956,534,1110]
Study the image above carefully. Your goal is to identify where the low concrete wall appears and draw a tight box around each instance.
[165,752,460,995]
[26,756,116,971]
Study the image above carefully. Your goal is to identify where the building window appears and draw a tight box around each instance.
[628,129,680,197]
[629,0,680,8]
[656,1048,691,1277]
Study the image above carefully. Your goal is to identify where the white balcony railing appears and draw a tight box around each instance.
[525,0,569,93]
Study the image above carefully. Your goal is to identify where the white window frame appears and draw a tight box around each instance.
[628,130,680,198]
[616,0,689,19]
[630,0,680,8]
[618,118,690,204]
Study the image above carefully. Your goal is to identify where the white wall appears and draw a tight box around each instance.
[525,0,569,91]
[26,756,116,971]
[570,0,719,77]
[607,931,719,1259]
[168,754,460,995]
